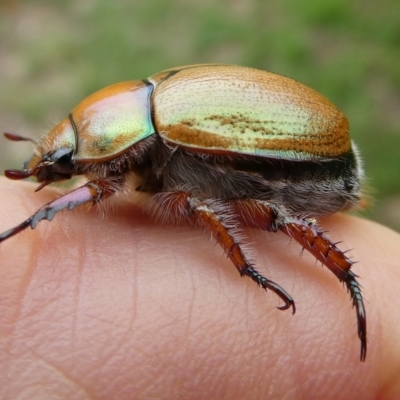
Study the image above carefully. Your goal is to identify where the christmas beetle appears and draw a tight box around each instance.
[0,64,367,360]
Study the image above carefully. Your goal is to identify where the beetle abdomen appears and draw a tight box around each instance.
[151,65,350,160]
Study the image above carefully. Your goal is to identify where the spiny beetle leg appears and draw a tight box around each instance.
[0,179,120,243]
[150,192,295,313]
[232,199,366,361]
[192,201,295,313]
[279,219,366,361]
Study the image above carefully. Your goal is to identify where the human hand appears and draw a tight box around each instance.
[1,176,400,399]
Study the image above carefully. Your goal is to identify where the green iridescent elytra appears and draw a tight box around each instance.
[150,65,350,159]
[28,64,351,166]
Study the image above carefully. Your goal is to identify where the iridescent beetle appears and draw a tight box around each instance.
[0,64,366,360]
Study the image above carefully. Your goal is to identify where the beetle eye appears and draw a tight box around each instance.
[56,152,72,165]
[50,148,74,174]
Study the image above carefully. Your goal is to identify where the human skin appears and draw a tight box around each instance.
[0,176,400,400]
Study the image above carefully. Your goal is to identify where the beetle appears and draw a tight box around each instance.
[0,64,366,360]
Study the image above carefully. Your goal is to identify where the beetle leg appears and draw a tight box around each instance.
[0,178,120,243]
[232,199,367,361]
[150,192,295,313]
[279,218,366,361]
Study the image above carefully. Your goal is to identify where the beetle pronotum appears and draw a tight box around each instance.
[0,64,366,360]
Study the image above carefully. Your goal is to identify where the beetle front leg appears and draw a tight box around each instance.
[0,178,121,243]
[150,193,295,313]
[233,199,367,361]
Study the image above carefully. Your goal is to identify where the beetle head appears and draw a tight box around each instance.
[4,117,76,190]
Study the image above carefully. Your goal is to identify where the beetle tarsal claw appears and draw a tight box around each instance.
[277,300,296,314]
[0,219,32,243]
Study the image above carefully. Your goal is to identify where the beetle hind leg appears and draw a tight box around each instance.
[149,192,295,313]
[279,218,366,360]
[233,199,367,361]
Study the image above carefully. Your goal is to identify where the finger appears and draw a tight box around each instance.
[1,177,400,399]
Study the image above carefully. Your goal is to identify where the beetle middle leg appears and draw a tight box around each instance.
[232,199,367,361]
[149,192,295,313]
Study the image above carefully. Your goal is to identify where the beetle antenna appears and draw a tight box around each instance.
[4,132,37,144]
[4,168,38,180]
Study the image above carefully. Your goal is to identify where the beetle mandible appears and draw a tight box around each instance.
[0,64,367,360]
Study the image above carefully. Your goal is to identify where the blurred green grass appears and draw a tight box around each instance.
[0,0,399,230]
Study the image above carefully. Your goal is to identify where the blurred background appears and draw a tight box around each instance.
[0,0,399,231]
